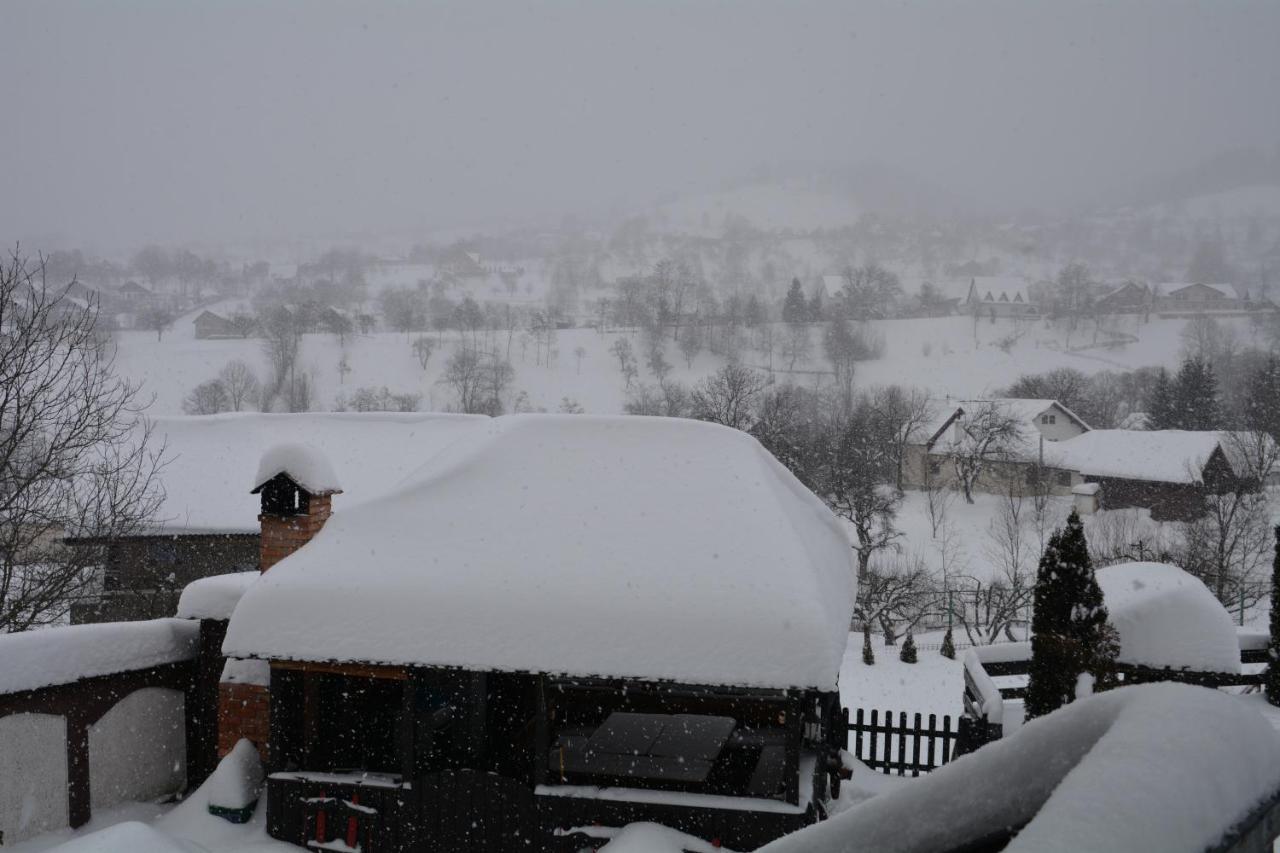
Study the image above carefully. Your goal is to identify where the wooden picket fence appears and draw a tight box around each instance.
[847,709,965,777]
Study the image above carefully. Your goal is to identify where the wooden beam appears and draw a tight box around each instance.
[270,660,408,680]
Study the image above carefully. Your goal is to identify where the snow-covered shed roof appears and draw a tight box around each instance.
[1095,562,1240,673]
[0,618,198,694]
[144,413,484,534]
[224,415,857,691]
[251,442,342,495]
[1163,281,1241,300]
[176,572,260,620]
[1054,430,1229,484]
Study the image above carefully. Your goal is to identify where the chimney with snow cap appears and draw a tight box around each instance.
[250,443,342,572]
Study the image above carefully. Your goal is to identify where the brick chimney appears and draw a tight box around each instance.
[251,444,342,572]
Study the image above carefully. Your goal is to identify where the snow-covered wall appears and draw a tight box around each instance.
[0,713,69,844]
[88,688,187,811]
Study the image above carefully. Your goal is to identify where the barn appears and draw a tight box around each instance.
[218,415,857,851]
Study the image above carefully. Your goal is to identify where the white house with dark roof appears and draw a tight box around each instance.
[962,277,1039,319]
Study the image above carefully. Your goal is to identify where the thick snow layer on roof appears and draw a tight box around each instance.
[252,442,341,494]
[0,619,198,694]
[145,413,484,533]
[176,571,260,620]
[1096,562,1240,673]
[759,684,1280,853]
[1054,430,1224,483]
[225,415,856,690]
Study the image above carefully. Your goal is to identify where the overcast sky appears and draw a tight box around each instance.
[3,1,1278,251]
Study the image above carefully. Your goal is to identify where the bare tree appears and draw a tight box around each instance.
[781,322,813,371]
[573,345,587,374]
[218,359,260,411]
[947,401,1023,503]
[412,335,438,370]
[690,364,768,431]
[138,306,174,341]
[440,346,512,415]
[0,250,165,632]
[922,455,955,538]
[183,379,230,415]
[869,385,933,489]
[1175,431,1279,609]
[610,338,638,388]
[855,559,935,646]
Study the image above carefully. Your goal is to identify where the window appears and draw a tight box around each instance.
[1040,414,1056,425]
[1057,471,1072,487]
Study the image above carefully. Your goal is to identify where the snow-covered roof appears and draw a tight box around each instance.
[964,276,1033,305]
[144,413,485,534]
[958,398,1089,431]
[0,618,199,694]
[817,274,844,300]
[1161,282,1241,300]
[1054,430,1226,484]
[924,398,1089,456]
[1096,562,1240,673]
[176,571,260,620]
[759,684,1280,853]
[224,415,856,690]
[251,442,342,495]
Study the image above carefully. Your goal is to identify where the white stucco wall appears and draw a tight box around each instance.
[0,713,69,844]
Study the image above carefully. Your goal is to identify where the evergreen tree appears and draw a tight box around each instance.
[940,627,956,660]
[1266,527,1280,707]
[862,623,875,665]
[899,630,918,663]
[807,292,824,322]
[783,278,808,323]
[1244,356,1280,443]
[1171,357,1222,430]
[1025,510,1110,719]
[1146,367,1176,430]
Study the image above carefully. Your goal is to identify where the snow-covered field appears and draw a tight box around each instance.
[112,310,1241,418]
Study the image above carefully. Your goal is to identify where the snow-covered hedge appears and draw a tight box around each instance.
[1096,562,1241,673]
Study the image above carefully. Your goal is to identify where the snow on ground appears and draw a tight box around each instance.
[110,312,1238,418]
[839,630,965,721]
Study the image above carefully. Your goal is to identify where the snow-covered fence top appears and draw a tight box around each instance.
[143,412,484,534]
[962,642,1030,726]
[225,414,857,691]
[0,618,199,695]
[176,571,260,621]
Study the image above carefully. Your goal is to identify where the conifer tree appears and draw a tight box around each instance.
[899,630,918,663]
[783,277,808,323]
[1146,367,1176,430]
[1266,527,1280,707]
[940,627,956,659]
[1244,356,1280,444]
[1025,510,1110,719]
[1171,357,1222,430]
[862,623,875,665]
